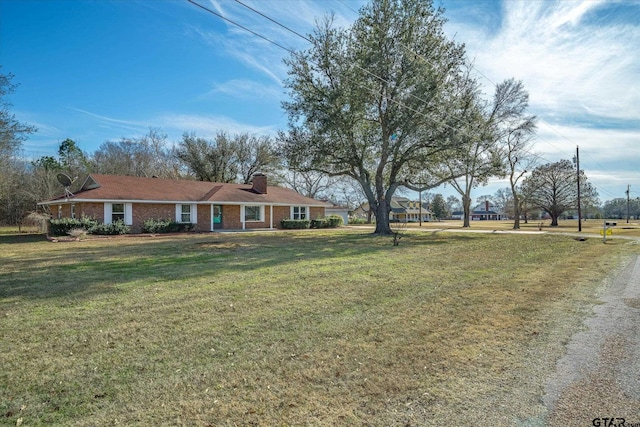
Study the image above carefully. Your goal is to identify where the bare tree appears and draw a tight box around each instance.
[522,160,598,226]
[0,69,36,160]
[235,134,281,184]
[0,69,37,225]
[446,195,461,214]
[281,170,337,199]
[177,132,281,184]
[441,74,506,228]
[92,129,180,178]
[493,187,513,218]
[492,79,537,229]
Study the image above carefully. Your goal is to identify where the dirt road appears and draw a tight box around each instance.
[543,254,640,426]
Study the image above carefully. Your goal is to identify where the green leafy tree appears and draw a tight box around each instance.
[522,159,599,226]
[29,155,63,208]
[32,139,90,205]
[57,138,90,181]
[280,0,474,235]
[430,193,448,220]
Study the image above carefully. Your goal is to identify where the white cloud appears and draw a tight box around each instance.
[446,1,640,122]
[204,79,282,100]
[186,0,358,87]
[442,0,640,201]
[68,107,150,134]
[159,113,277,139]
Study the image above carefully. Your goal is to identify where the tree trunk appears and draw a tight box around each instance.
[512,197,521,229]
[550,215,559,226]
[374,199,392,235]
[462,194,471,228]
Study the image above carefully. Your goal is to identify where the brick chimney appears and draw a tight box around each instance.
[252,173,267,194]
[485,200,490,212]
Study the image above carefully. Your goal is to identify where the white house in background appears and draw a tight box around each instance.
[325,204,350,225]
[452,201,507,221]
[353,197,433,223]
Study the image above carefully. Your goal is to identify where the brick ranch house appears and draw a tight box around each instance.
[38,173,330,233]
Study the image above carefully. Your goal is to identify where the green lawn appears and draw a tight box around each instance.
[1,230,637,426]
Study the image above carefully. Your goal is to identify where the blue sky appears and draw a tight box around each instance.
[1,0,638,202]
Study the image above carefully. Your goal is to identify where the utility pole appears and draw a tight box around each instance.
[626,185,631,223]
[419,190,422,227]
[574,146,582,232]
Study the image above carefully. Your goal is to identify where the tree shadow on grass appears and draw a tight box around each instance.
[0,231,479,301]
[0,234,48,244]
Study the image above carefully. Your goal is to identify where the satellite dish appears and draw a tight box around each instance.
[56,173,75,198]
[57,173,73,187]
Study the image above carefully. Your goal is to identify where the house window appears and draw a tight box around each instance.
[58,205,62,219]
[292,206,307,220]
[112,203,125,222]
[71,204,76,219]
[180,204,192,223]
[105,203,132,225]
[244,205,262,222]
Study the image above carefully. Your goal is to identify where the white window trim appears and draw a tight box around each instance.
[291,206,308,220]
[176,203,197,224]
[289,205,311,219]
[242,205,264,223]
[104,202,132,225]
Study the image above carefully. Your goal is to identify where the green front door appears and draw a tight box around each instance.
[212,205,222,229]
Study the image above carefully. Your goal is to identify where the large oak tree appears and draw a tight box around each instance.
[280,0,475,234]
[522,159,598,226]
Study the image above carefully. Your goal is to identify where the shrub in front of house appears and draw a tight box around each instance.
[310,215,343,229]
[348,217,368,224]
[141,218,194,233]
[327,215,343,227]
[310,218,329,228]
[280,219,311,229]
[49,217,131,236]
[49,216,98,236]
[88,220,131,235]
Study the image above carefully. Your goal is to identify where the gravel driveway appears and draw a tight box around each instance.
[543,253,640,426]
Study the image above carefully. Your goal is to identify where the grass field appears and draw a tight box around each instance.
[395,218,640,238]
[1,230,638,425]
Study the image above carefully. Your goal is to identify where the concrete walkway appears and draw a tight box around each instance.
[543,254,640,426]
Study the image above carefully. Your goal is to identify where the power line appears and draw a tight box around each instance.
[233,0,312,43]
[186,0,296,54]
[188,0,481,138]
[188,0,628,201]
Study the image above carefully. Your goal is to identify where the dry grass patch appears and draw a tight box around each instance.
[1,230,637,425]
[403,219,640,238]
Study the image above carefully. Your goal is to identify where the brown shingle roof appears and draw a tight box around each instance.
[41,174,329,206]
